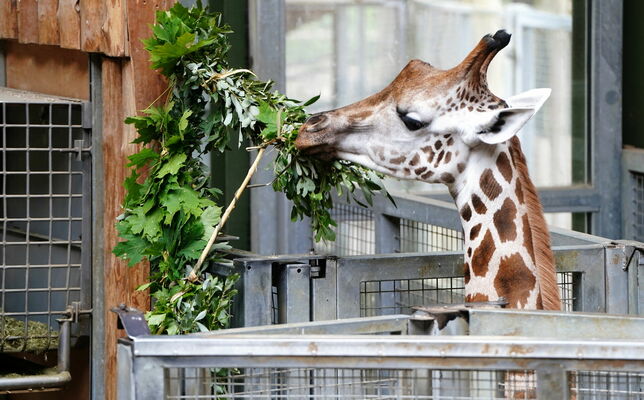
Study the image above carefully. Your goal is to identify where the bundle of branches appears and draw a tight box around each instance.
[113,2,389,334]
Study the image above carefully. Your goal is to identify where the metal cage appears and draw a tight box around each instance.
[0,88,92,391]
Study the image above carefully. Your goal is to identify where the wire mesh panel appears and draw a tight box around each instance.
[0,92,90,354]
[315,204,375,256]
[360,272,578,316]
[400,219,464,252]
[572,371,644,399]
[163,367,541,400]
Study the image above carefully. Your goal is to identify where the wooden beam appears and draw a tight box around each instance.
[102,0,127,56]
[80,0,103,52]
[4,41,90,100]
[101,56,151,400]
[57,0,81,49]
[17,0,39,44]
[37,0,60,45]
[125,0,175,112]
[0,0,18,39]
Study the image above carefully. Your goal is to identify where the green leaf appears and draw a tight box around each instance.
[136,282,153,291]
[127,148,159,168]
[147,313,167,326]
[157,153,187,179]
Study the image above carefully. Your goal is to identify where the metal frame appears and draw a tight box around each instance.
[116,309,644,399]
[232,241,640,330]
[0,88,93,390]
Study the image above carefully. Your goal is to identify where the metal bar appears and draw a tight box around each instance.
[589,0,623,239]
[467,308,644,340]
[537,367,569,400]
[129,335,644,361]
[374,213,400,253]
[199,314,410,336]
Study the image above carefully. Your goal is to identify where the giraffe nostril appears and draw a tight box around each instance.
[304,114,328,132]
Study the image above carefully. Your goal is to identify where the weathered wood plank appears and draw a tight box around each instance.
[126,0,174,111]
[102,56,151,400]
[80,0,103,52]
[38,0,60,45]
[101,0,127,56]
[0,0,18,39]
[5,41,90,100]
[17,0,39,44]
[57,0,81,49]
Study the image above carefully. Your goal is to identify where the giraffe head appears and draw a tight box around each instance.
[295,30,550,186]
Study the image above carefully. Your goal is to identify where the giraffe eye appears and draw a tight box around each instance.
[397,110,427,131]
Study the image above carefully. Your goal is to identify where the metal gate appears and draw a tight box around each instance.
[0,88,92,391]
[115,307,644,399]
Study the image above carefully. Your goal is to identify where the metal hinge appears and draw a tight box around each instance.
[309,258,326,279]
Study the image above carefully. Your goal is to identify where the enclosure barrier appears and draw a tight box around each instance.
[115,307,644,399]
[0,88,93,391]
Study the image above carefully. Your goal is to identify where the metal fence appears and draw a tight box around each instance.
[116,308,644,399]
[0,88,92,390]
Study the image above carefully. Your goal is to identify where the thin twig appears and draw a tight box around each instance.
[202,69,256,87]
[188,108,283,282]
[187,146,266,282]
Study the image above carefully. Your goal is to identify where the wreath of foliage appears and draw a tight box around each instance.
[113,2,390,334]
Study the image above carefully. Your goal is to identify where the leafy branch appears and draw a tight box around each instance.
[113,2,390,334]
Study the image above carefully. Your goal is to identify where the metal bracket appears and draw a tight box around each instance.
[309,258,326,279]
[410,298,508,329]
[56,139,92,161]
[111,304,151,338]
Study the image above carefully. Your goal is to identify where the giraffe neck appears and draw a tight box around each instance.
[451,137,560,310]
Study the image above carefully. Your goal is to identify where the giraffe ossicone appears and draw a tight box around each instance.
[295,29,561,311]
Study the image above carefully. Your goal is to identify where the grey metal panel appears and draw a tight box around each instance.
[117,343,134,400]
[232,259,273,327]
[278,264,311,323]
[605,243,630,314]
[537,368,568,400]
[312,258,338,321]
[374,214,400,253]
[468,309,644,340]
[132,357,165,400]
[553,245,606,312]
[590,0,623,239]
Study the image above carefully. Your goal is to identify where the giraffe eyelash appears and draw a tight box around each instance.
[396,108,429,131]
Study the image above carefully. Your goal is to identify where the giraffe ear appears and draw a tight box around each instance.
[476,88,551,145]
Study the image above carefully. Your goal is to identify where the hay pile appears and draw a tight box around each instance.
[0,316,59,353]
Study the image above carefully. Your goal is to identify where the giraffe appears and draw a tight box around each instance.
[295,30,561,312]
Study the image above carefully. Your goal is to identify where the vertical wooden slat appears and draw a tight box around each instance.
[101,0,127,56]
[102,56,151,400]
[57,0,81,49]
[17,0,39,43]
[38,0,60,45]
[126,0,174,111]
[80,0,103,52]
[0,0,18,39]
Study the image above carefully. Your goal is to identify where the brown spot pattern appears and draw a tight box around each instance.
[410,153,420,166]
[471,194,487,214]
[460,204,472,221]
[463,262,470,284]
[434,150,444,167]
[391,155,406,165]
[469,223,482,240]
[493,198,518,242]
[471,230,494,277]
[480,169,502,200]
[435,140,443,150]
[446,137,454,146]
[515,179,524,203]
[414,166,427,175]
[441,173,455,184]
[457,163,465,173]
[444,152,452,164]
[421,171,434,180]
[467,247,472,257]
[496,152,513,183]
[522,214,535,264]
[494,253,536,308]
[465,293,490,303]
